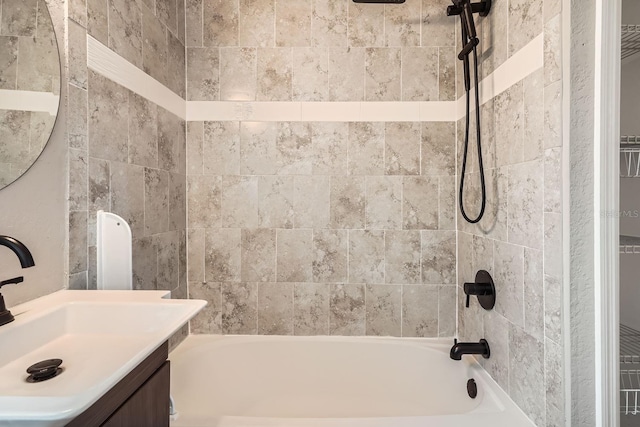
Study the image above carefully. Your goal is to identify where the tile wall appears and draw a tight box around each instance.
[66,0,189,329]
[185,0,461,336]
[455,0,564,425]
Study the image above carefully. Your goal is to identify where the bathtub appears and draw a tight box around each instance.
[169,335,534,427]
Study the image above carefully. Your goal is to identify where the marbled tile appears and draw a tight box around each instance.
[257,48,292,101]
[312,122,348,175]
[385,231,421,284]
[108,0,142,68]
[185,0,202,47]
[188,229,205,282]
[422,122,455,176]
[157,0,178,34]
[348,230,384,284]
[188,175,221,228]
[67,0,86,27]
[545,337,564,425]
[421,231,456,284]
[524,248,544,341]
[158,109,185,174]
[142,5,167,85]
[330,283,365,336]
[348,122,384,175]
[88,246,97,289]
[132,237,157,290]
[276,0,311,47]
[493,240,525,327]
[385,122,420,175]
[69,272,88,291]
[111,162,145,238]
[0,110,29,164]
[401,47,438,101]
[204,121,240,175]
[480,0,508,79]
[292,48,328,101]
[347,2,383,47]
[366,176,402,229]
[495,80,524,167]
[508,0,542,56]
[544,14,561,86]
[457,233,474,294]
[523,68,544,162]
[438,286,456,336]
[139,0,153,14]
[385,0,420,46]
[69,20,87,90]
[88,157,110,212]
[458,280,484,341]
[365,48,401,101]
[88,71,129,162]
[68,85,87,150]
[258,282,293,335]
[177,0,186,43]
[472,234,494,279]
[421,0,455,47]
[483,310,509,390]
[508,159,543,249]
[545,273,561,344]
[509,324,545,426]
[365,285,401,337]
[238,0,274,47]
[221,175,258,228]
[203,0,238,46]
[187,121,204,175]
[220,47,256,101]
[179,231,187,287]
[1,0,36,36]
[30,111,55,152]
[439,176,456,230]
[68,149,87,211]
[128,93,158,168]
[222,282,257,334]
[189,282,222,333]
[439,47,456,101]
[240,121,277,174]
[17,36,58,92]
[0,36,17,89]
[329,176,365,229]
[144,168,170,235]
[545,147,562,213]
[313,229,347,283]
[293,175,330,228]
[167,32,186,98]
[544,0,561,21]
[69,211,88,274]
[544,80,562,149]
[87,0,108,45]
[277,122,312,174]
[277,229,313,283]
[402,285,439,337]
[241,229,276,282]
[169,323,188,350]
[479,98,497,170]
[311,0,347,47]
[258,175,294,228]
[205,228,241,282]
[155,231,179,290]
[328,47,365,101]
[402,176,439,230]
[294,283,329,335]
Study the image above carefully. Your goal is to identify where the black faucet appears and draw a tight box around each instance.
[450,339,491,360]
[0,236,35,326]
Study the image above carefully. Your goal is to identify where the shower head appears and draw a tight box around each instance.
[352,0,406,3]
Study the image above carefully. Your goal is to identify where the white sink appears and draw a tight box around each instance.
[0,290,206,427]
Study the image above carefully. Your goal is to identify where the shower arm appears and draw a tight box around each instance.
[446,0,491,18]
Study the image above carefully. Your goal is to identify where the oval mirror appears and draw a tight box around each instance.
[0,0,61,189]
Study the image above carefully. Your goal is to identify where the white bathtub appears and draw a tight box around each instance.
[169,335,534,427]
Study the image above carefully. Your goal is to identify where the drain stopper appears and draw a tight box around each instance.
[26,359,63,382]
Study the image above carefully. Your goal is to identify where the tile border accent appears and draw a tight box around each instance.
[86,33,543,123]
[0,90,60,115]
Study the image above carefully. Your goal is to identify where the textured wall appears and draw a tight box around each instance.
[185,0,460,336]
[66,0,188,316]
[455,0,564,426]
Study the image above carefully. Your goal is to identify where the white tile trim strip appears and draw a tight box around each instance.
[86,36,187,120]
[0,90,59,115]
[86,32,542,123]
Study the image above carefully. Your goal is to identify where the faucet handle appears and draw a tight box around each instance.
[0,276,23,288]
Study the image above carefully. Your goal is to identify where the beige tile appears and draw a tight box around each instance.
[509,324,545,426]
[294,283,329,335]
[155,231,180,290]
[508,0,542,56]
[203,0,238,46]
[277,122,312,174]
[439,176,456,230]
[523,68,544,162]
[277,229,313,283]
[483,311,509,389]
[385,0,420,47]
[68,85,87,150]
[524,248,544,341]
[293,176,330,228]
[188,175,221,228]
[493,240,525,327]
[185,0,202,47]
[221,175,259,228]
[292,47,328,101]
[187,47,219,101]
[402,176,439,230]
[385,122,420,175]
[421,0,455,47]
[69,20,87,90]
[257,48,292,101]
[258,176,294,228]
[205,228,241,282]
[366,285,401,337]
[258,282,293,335]
[1,0,36,36]
[204,121,240,175]
[88,71,129,162]
[348,122,384,175]
[422,122,455,176]
[128,93,158,168]
[132,237,157,290]
[330,283,365,335]
[311,0,347,47]
[330,176,365,229]
[366,176,402,230]
[241,229,276,282]
[276,0,311,47]
[347,2,383,47]
[68,149,87,211]
[421,230,456,284]
[187,229,205,282]
[402,285,438,337]
[312,122,348,175]
[88,157,110,213]
[348,230,384,284]
[402,47,438,101]
[189,281,222,333]
[365,48,401,101]
[544,13,561,85]
[507,159,543,249]
[439,47,456,101]
[0,36,17,90]
[495,81,524,167]
[438,285,456,336]
[238,0,274,47]
[220,47,256,101]
[544,147,562,213]
[177,0,186,44]
[142,5,167,85]
[108,0,142,68]
[385,230,421,284]
[69,211,88,274]
[545,337,564,425]
[111,162,145,238]
[328,47,365,101]
[157,0,178,35]
[221,282,257,334]
[544,80,562,149]
[240,121,277,174]
[187,121,204,175]
[480,0,508,79]
[157,108,185,175]
[312,229,347,283]
[87,0,108,45]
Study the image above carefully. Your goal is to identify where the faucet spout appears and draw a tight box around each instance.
[0,236,35,268]
[450,339,490,360]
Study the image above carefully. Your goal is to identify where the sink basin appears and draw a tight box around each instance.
[0,290,206,427]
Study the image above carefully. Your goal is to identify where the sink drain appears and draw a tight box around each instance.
[26,359,63,383]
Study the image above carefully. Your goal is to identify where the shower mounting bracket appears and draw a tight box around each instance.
[446,0,491,17]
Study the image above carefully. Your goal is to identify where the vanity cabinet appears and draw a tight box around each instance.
[67,342,170,427]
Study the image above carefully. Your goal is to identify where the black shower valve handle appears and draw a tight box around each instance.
[0,276,23,288]
[463,270,496,310]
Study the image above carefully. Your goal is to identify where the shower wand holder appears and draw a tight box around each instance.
[447,0,491,17]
